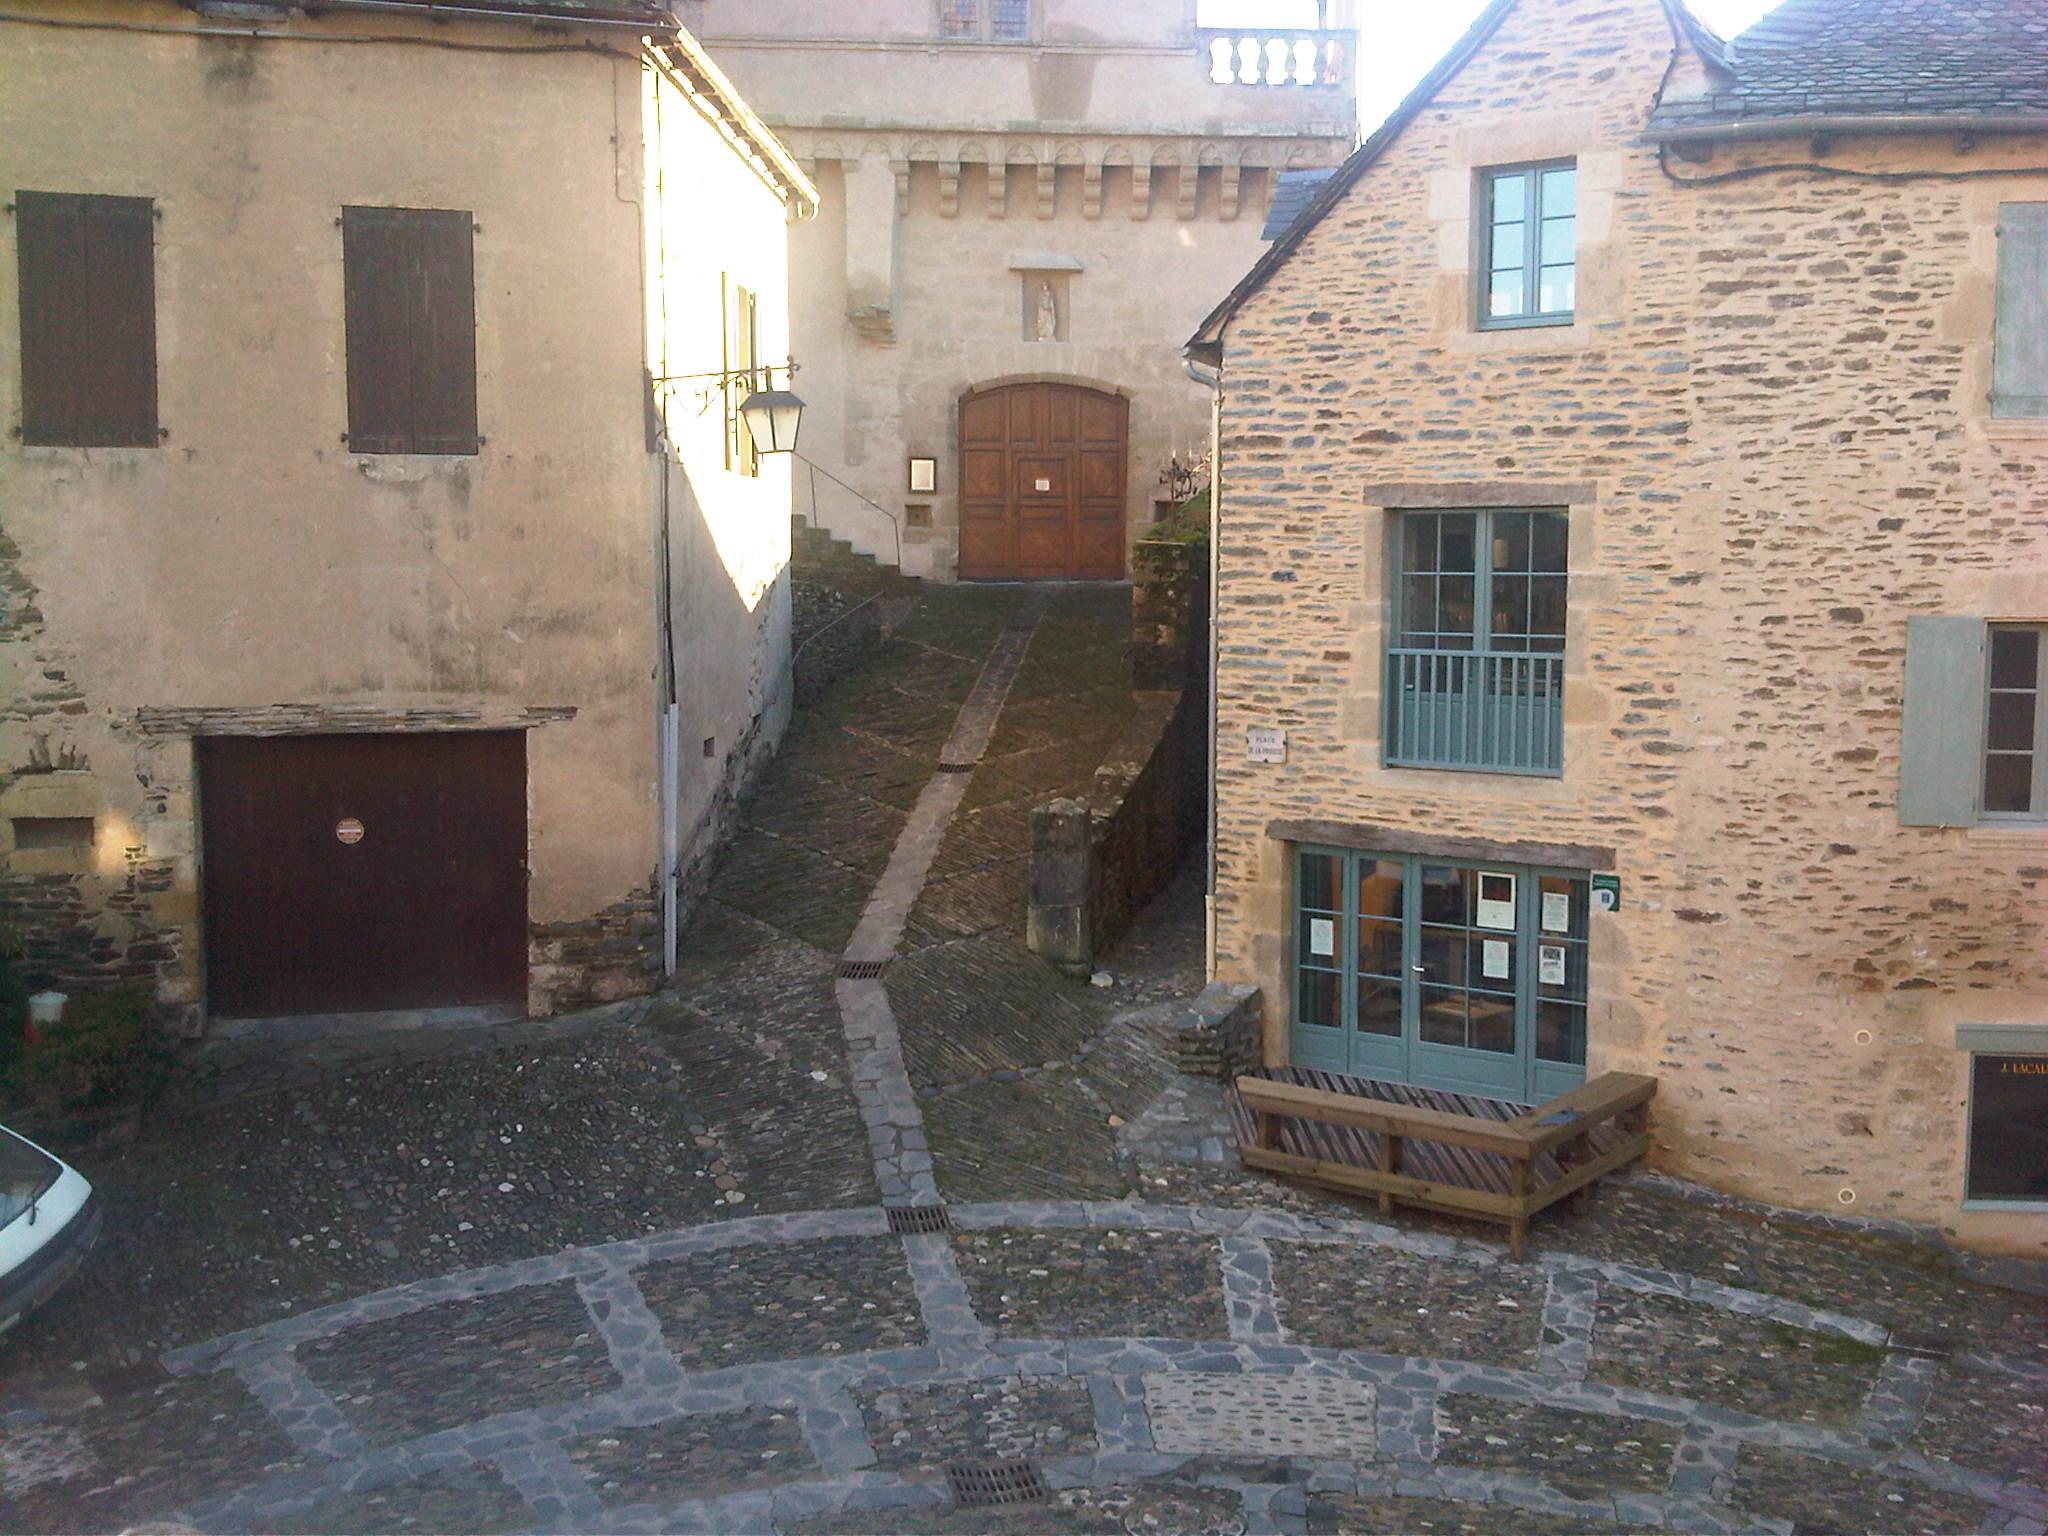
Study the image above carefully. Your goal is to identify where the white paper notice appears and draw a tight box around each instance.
[1482,938,1511,980]
[1541,891,1571,933]
[1476,872,1517,930]
[1308,917,1335,958]
[1539,943,1567,986]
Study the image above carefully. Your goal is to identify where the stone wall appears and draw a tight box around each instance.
[1205,0,2048,1256]
[1029,687,1203,973]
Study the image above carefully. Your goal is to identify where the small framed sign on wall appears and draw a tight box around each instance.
[907,456,937,493]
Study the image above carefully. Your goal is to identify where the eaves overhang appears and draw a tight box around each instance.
[295,0,672,28]
[652,28,820,218]
[1646,111,2048,144]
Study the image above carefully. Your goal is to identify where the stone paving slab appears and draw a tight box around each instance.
[860,1378,1097,1470]
[1269,1241,1548,1368]
[955,1228,1230,1342]
[1588,1286,1887,1429]
[0,1373,306,1535]
[258,1462,533,1535]
[295,1279,615,1448]
[563,1408,812,1504]
[634,1237,927,1373]
[1730,1444,1998,1534]
[1434,1395,1680,1494]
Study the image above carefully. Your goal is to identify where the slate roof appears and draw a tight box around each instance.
[1646,0,2048,133]
[1261,169,1338,241]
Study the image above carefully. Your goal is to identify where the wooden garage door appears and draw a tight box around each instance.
[198,732,528,1018]
[959,382,1127,580]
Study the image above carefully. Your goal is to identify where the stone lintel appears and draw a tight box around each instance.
[1008,252,1084,272]
[1954,1023,2048,1053]
[1361,480,1597,508]
[1266,817,1616,871]
[134,704,577,737]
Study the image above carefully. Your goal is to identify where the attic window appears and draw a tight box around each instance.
[1479,162,1576,329]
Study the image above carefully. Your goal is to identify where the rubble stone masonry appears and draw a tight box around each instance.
[1208,0,2048,1256]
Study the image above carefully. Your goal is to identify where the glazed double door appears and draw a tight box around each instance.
[958,382,1127,580]
[1291,848,1591,1104]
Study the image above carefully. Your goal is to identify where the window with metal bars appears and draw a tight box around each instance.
[1386,509,1567,775]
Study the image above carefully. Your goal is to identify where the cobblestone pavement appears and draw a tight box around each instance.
[5,584,2046,1535]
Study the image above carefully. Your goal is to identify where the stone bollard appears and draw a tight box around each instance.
[1028,797,1095,976]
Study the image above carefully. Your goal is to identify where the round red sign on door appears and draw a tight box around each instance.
[335,817,365,845]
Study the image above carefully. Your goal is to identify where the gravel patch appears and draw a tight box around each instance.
[953,1228,1228,1340]
[1305,1493,1616,1535]
[634,1237,925,1371]
[860,1378,1097,1470]
[1909,1356,2048,1485]
[1271,1242,1546,1366]
[1588,1288,1882,1427]
[1729,1445,1997,1534]
[298,1280,615,1446]
[564,1407,810,1503]
[1434,1396,1678,1493]
[785,1482,1246,1536]
[0,1374,303,1535]
[259,1463,531,1534]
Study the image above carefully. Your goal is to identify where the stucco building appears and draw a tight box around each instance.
[683,0,1356,581]
[1,0,815,1029]
[1189,0,2048,1256]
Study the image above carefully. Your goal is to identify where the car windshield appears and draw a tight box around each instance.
[0,1131,63,1228]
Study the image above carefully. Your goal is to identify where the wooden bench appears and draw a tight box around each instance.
[1235,1071,1656,1259]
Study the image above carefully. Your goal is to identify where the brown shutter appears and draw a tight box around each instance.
[408,209,479,455]
[342,206,476,455]
[82,195,159,446]
[342,206,418,453]
[16,191,156,447]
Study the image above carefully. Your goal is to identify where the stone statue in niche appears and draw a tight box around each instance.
[1034,278,1059,342]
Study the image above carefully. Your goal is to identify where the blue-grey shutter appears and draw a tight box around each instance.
[1993,203,2048,418]
[1899,615,1987,826]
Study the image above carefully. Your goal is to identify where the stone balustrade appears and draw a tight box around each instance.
[1197,29,1353,89]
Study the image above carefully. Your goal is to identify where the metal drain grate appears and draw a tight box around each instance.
[1886,1330,1956,1360]
[935,760,977,773]
[885,1203,953,1234]
[838,959,888,979]
[947,1458,1049,1508]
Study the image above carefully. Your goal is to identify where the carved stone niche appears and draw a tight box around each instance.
[1010,252,1082,344]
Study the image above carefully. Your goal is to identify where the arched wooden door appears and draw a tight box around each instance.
[958,382,1127,579]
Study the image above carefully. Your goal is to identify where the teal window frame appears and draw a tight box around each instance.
[1385,507,1567,775]
[1291,846,1591,1105]
[1478,161,1576,330]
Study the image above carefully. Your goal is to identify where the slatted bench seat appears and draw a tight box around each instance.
[1232,1068,1656,1259]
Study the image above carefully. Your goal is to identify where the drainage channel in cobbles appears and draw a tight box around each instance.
[6,580,2047,1535]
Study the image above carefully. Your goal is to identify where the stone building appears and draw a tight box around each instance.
[1188,0,2048,1256]
[682,0,1356,581]
[0,0,815,1029]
